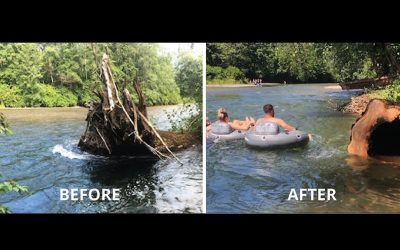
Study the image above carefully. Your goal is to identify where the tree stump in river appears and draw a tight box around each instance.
[78,54,186,162]
[348,99,400,158]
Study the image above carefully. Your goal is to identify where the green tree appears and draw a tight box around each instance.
[0,43,44,106]
[175,52,202,102]
[106,43,182,105]
[0,43,193,107]
[206,43,400,83]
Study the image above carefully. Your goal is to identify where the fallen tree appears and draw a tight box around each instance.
[339,76,395,90]
[347,99,400,158]
[78,53,196,162]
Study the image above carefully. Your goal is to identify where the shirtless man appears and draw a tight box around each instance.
[255,104,295,133]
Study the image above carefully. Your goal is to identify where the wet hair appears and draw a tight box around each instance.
[263,104,274,116]
[219,111,229,122]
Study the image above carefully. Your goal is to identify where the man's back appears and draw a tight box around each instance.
[256,116,295,132]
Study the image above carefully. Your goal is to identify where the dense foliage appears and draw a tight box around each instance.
[0,43,198,107]
[0,113,29,213]
[206,43,400,83]
[169,52,203,137]
[175,52,202,103]
[369,79,400,103]
[206,65,245,84]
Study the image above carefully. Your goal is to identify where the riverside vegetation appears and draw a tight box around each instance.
[206,43,400,104]
[0,43,200,107]
[0,43,202,136]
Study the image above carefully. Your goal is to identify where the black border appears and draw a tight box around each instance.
[2,214,400,237]
[2,9,400,233]
[2,9,400,42]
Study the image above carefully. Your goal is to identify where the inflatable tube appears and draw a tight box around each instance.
[211,121,233,135]
[208,130,246,140]
[245,130,309,149]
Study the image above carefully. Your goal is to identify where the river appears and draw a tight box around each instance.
[0,105,202,213]
[207,84,400,213]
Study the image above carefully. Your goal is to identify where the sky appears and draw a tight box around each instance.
[158,43,203,58]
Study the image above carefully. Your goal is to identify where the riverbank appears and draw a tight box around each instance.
[0,107,88,122]
[340,79,400,115]
[1,106,202,151]
[207,84,256,88]
[340,92,400,115]
[340,94,371,115]
[207,82,282,88]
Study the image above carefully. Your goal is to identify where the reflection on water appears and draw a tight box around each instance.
[207,84,400,213]
[0,106,202,213]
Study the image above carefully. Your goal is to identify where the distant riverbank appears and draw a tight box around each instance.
[0,105,195,123]
[207,83,282,88]
[0,106,86,110]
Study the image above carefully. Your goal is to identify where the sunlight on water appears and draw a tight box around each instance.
[0,105,202,213]
[207,84,400,213]
[52,144,89,160]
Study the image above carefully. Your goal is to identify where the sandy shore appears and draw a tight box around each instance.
[0,106,87,110]
[207,83,282,88]
[207,84,257,88]
[324,85,342,89]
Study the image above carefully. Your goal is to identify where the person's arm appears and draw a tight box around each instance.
[229,122,251,131]
[275,118,296,132]
[251,118,262,131]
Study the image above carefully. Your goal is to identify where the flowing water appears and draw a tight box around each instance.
[0,105,202,213]
[207,84,400,213]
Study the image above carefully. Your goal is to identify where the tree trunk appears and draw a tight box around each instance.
[78,53,157,156]
[348,99,400,158]
[339,75,394,90]
[78,53,191,162]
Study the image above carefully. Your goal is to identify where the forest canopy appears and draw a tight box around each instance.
[0,43,202,107]
[206,43,400,84]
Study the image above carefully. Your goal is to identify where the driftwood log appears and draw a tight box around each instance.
[78,54,195,161]
[339,76,395,90]
[348,99,400,157]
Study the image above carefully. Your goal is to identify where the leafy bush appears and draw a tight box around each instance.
[24,84,78,107]
[0,84,25,107]
[206,65,224,80]
[223,66,245,80]
[353,58,377,80]
[206,65,246,84]
[57,87,79,107]
[370,79,400,103]
[0,179,29,213]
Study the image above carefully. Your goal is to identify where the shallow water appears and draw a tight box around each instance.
[0,105,202,213]
[206,84,400,213]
